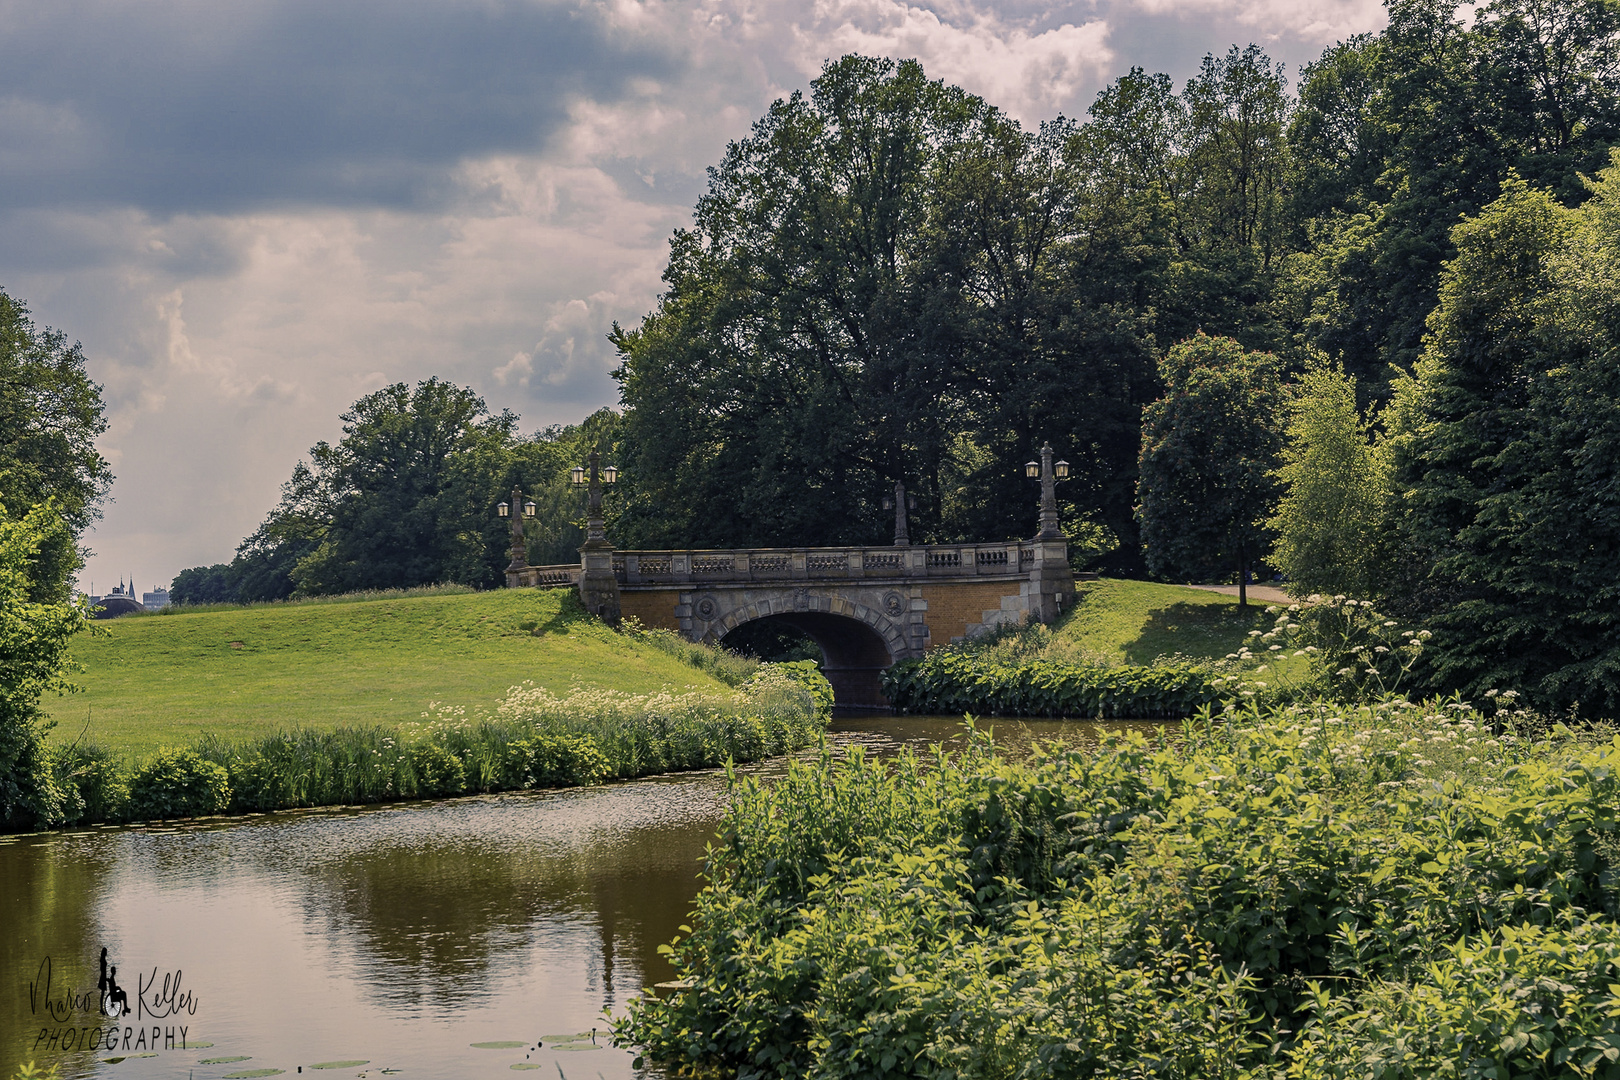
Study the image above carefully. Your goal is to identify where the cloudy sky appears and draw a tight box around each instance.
[0,0,1385,595]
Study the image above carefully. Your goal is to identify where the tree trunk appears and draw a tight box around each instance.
[1237,543,1247,608]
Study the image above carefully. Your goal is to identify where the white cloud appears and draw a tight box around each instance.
[1125,0,1384,44]
[791,0,1114,122]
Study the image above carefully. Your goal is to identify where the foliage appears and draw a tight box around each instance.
[883,648,1221,718]
[0,502,95,830]
[125,747,230,821]
[0,289,112,602]
[1266,361,1391,597]
[168,562,241,606]
[13,664,824,826]
[619,616,762,687]
[611,55,1160,566]
[1384,161,1620,713]
[621,697,1620,1078]
[489,666,825,779]
[1286,0,1620,390]
[1136,333,1285,587]
[1215,595,1432,704]
[51,741,128,824]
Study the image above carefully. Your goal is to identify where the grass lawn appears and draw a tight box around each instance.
[1058,578,1304,673]
[43,588,729,756]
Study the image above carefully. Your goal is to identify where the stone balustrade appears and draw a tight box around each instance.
[609,541,1052,586]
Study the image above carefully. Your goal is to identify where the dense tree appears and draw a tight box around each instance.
[1136,334,1284,602]
[1,502,93,829]
[0,289,112,601]
[614,56,1166,560]
[1288,0,1620,391]
[1266,362,1390,597]
[168,563,240,606]
[1386,164,1620,713]
[215,387,613,600]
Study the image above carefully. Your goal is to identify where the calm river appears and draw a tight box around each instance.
[2,716,1163,1079]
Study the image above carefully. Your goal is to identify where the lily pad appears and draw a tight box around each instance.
[129,1054,158,1059]
[510,1066,543,1071]
[310,1062,370,1070]
[470,1041,526,1049]
[201,1057,252,1064]
[102,1059,125,1065]
[223,1071,284,1078]
[187,1042,216,1048]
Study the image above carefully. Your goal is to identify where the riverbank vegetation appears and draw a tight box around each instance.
[46,662,828,824]
[623,694,1620,1077]
[43,587,733,755]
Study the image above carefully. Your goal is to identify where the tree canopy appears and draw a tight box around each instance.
[0,289,112,601]
[1136,334,1284,595]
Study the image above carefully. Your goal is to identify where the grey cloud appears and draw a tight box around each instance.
[0,0,677,213]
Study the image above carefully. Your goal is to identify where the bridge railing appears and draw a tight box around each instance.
[610,542,1045,585]
[509,564,580,588]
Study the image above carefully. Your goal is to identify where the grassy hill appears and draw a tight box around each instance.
[44,587,732,755]
[1054,578,1291,668]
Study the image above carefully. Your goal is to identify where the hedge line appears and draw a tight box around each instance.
[882,651,1222,718]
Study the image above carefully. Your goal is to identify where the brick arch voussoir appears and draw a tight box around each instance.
[701,589,906,659]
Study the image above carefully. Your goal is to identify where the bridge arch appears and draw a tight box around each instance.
[709,606,906,710]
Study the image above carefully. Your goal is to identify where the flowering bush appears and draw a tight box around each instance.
[1214,594,1433,704]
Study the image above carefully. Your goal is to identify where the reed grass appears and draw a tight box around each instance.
[46,665,828,820]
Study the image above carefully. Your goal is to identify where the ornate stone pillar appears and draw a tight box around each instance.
[577,450,621,623]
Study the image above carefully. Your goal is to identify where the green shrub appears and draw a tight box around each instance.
[126,748,230,820]
[405,740,466,797]
[507,733,611,788]
[883,649,1220,717]
[621,699,1620,1077]
[51,742,128,824]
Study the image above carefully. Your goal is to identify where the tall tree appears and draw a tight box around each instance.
[0,290,112,601]
[1266,361,1390,597]
[1385,164,1620,713]
[1287,0,1620,391]
[1137,334,1285,603]
[251,379,518,596]
[614,55,1161,558]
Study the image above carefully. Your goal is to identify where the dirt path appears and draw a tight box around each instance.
[1183,583,1292,605]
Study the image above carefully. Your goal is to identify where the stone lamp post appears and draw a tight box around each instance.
[1022,442,1075,622]
[496,488,537,572]
[882,481,917,546]
[572,451,622,623]
[1023,442,1070,541]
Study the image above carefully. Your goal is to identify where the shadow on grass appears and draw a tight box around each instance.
[1123,602,1275,666]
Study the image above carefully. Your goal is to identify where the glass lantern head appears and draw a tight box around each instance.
[523,500,537,517]
[570,466,586,485]
[602,465,619,484]
[882,496,893,511]
[1054,459,1070,479]
[496,501,510,517]
[1024,460,1040,479]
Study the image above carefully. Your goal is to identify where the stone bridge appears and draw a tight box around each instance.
[502,445,1080,709]
[509,539,1077,708]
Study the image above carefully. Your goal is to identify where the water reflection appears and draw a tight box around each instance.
[1,717,1164,1079]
